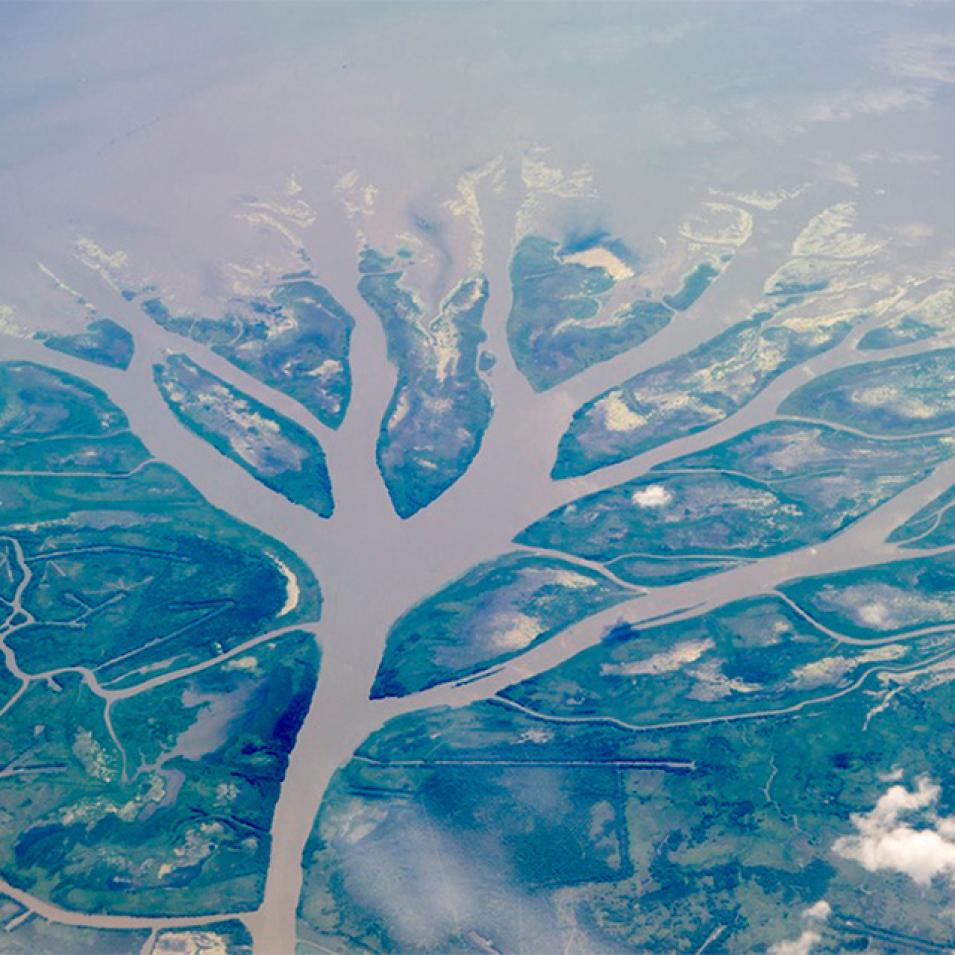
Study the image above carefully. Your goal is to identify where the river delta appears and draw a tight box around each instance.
[3,3,955,954]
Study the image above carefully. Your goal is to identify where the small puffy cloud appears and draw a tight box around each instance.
[631,484,673,508]
[834,776,955,886]
[804,899,831,922]
[768,900,831,955]
[769,930,821,955]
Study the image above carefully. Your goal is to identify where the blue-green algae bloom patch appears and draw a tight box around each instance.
[358,247,493,518]
[141,272,354,429]
[154,353,333,517]
[35,317,134,370]
[370,552,632,698]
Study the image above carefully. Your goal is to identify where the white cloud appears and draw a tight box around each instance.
[769,929,821,955]
[818,161,860,189]
[326,799,610,953]
[637,102,731,149]
[631,484,673,508]
[882,33,955,84]
[768,900,831,955]
[804,900,831,922]
[896,222,935,245]
[797,87,931,124]
[859,149,940,166]
[834,776,955,886]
